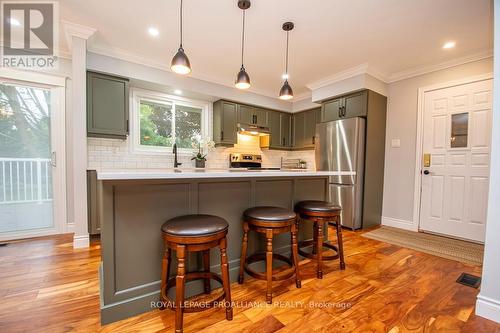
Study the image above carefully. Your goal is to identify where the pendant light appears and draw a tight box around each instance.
[235,0,251,89]
[279,22,294,100]
[171,0,191,75]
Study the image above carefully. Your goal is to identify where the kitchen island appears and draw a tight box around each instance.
[97,169,354,324]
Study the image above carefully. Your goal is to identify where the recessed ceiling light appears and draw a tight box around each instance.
[443,41,456,49]
[148,27,159,37]
[9,18,21,26]
[174,89,182,95]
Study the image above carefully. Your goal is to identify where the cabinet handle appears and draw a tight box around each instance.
[282,137,285,146]
[338,107,342,118]
[342,106,346,117]
[253,115,257,124]
[221,131,224,141]
[312,135,315,144]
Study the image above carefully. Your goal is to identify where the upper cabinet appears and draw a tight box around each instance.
[87,71,129,139]
[213,100,238,146]
[321,90,367,122]
[238,105,268,126]
[264,110,291,149]
[292,108,320,150]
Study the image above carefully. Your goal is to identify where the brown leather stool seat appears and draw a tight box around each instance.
[239,206,301,303]
[160,214,232,333]
[295,200,345,279]
[295,200,341,214]
[161,214,228,237]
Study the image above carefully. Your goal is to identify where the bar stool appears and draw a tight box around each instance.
[238,206,301,303]
[294,201,345,279]
[160,214,233,333]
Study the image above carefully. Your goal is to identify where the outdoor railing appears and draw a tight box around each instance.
[0,158,52,204]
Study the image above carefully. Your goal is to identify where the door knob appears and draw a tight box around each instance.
[423,170,430,175]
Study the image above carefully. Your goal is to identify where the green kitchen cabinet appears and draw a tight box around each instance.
[268,111,291,149]
[238,104,268,126]
[213,100,238,146]
[87,71,129,139]
[292,108,320,149]
[321,90,367,122]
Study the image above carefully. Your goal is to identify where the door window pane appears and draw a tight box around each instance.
[0,83,54,233]
[451,113,468,148]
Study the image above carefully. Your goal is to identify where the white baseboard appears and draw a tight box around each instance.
[73,234,90,249]
[66,223,76,233]
[476,294,500,323]
[381,216,418,231]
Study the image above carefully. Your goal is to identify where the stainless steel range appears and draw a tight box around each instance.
[229,153,280,170]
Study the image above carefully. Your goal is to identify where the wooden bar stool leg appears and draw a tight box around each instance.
[316,221,323,279]
[265,229,274,304]
[202,250,211,294]
[219,237,233,321]
[312,221,318,255]
[160,247,171,305]
[175,245,186,333]
[238,222,249,284]
[336,219,346,270]
[291,223,301,288]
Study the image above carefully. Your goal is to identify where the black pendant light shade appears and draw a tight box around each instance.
[235,0,251,89]
[279,22,294,100]
[235,66,251,89]
[171,0,191,75]
[171,47,191,75]
[279,80,293,100]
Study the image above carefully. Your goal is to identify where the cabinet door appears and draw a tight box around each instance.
[268,111,282,148]
[87,72,129,138]
[321,97,343,122]
[238,105,254,124]
[253,108,268,126]
[221,101,237,144]
[293,112,305,148]
[343,91,367,118]
[281,113,292,147]
[303,109,319,148]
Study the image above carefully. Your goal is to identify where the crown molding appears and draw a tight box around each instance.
[386,49,493,83]
[62,21,97,49]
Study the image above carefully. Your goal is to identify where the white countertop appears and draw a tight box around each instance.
[96,168,356,180]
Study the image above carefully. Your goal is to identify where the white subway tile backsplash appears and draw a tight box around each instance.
[87,137,315,171]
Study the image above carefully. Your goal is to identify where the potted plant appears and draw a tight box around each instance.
[191,136,215,168]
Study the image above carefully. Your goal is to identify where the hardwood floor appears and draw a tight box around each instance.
[0,230,499,332]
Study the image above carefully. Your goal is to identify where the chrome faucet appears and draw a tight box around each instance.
[173,143,182,168]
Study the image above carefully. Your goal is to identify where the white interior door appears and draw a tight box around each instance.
[419,79,492,242]
[0,76,66,241]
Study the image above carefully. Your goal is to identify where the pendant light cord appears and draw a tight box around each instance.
[180,0,183,48]
[241,9,246,68]
[285,30,289,77]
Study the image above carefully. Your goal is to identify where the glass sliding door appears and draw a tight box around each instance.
[0,78,64,240]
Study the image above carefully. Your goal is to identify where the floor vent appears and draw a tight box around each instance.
[456,273,481,289]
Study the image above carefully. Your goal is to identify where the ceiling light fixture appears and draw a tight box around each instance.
[235,0,251,90]
[443,41,456,49]
[148,27,159,37]
[171,0,191,75]
[174,89,183,95]
[279,22,294,100]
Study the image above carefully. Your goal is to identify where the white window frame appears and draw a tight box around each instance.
[0,68,67,241]
[130,88,210,155]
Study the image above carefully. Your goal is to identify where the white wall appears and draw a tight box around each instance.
[382,58,493,227]
[476,0,500,323]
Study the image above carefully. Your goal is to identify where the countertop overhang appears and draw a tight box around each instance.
[96,169,355,180]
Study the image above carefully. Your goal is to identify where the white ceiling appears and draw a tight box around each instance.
[60,0,493,98]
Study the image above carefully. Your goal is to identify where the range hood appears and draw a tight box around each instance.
[237,123,270,136]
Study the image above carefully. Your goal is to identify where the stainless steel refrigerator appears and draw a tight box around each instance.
[315,118,366,229]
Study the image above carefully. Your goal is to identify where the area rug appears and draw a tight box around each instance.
[361,226,484,265]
